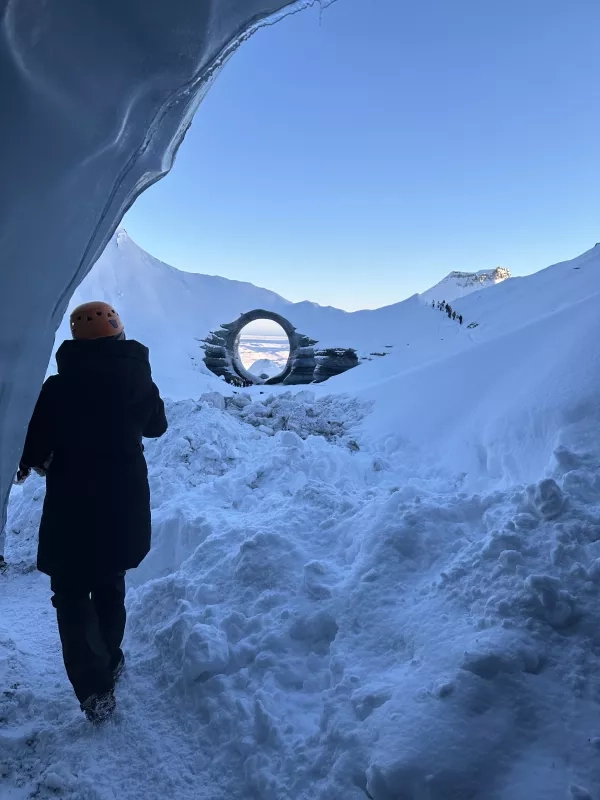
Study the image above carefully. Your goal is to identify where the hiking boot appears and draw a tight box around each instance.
[81,690,116,724]
[112,653,126,683]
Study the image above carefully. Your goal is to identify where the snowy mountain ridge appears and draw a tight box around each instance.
[420,266,511,304]
[52,229,485,397]
[52,231,597,406]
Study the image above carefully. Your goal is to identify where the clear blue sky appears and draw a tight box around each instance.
[124,0,600,311]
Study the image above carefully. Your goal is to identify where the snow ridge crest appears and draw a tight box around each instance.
[445,267,511,286]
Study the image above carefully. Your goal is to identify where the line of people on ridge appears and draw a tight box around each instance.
[432,299,463,325]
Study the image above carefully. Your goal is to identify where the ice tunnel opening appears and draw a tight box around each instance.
[236,319,291,382]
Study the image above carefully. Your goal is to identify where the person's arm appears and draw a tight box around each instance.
[2,379,56,566]
[141,382,168,439]
[20,377,57,471]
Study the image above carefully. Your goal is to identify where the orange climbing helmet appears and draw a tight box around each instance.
[70,301,125,340]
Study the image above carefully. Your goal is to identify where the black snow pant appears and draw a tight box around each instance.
[51,572,126,704]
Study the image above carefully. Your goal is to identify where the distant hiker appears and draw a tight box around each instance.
[431,300,435,308]
[16,301,167,724]
[459,314,463,325]
[452,311,456,320]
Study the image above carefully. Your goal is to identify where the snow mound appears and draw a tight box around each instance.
[223,389,367,443]
[126,391,600,800]
[248,358,282,378]
[421,267,511,305]
[7,380,600,797]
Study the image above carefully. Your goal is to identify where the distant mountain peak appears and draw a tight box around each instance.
[421,267,511,304]
[446,267,511,284]
[248,358,282,378]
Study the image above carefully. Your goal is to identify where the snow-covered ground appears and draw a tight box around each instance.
[3,242,600,799]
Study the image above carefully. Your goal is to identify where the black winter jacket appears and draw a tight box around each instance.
[20,338,168,578]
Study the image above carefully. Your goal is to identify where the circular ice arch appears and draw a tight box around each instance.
[231,310,296,384]
[202,309,317,386]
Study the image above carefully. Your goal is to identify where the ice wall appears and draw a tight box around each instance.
[0,0,319,552]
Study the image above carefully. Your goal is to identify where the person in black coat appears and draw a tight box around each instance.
[17,301,167,723]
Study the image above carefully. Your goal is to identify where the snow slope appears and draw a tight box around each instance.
[51,229,294,398]
[4,242,600,799]
[331,245,600,483]
[420,267,511,305]
[248,358,283,377]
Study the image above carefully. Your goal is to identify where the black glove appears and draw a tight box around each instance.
[15,454,52,483]
[14,464,31,485]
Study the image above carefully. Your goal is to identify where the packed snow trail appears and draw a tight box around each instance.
[0,572,221,800]
[5,389,600,799]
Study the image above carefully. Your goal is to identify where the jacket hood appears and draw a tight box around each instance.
[56,338,150,374]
